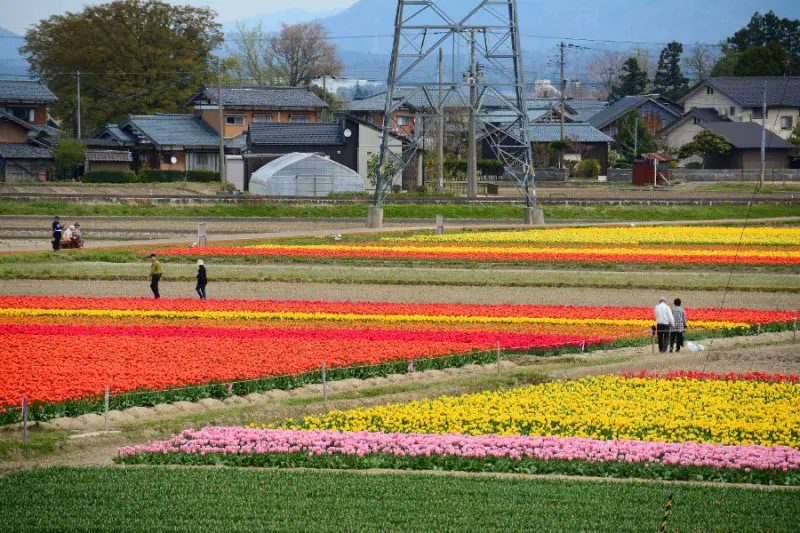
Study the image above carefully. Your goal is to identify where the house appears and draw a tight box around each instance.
[659,110,794,169]
[0,110,54,181]
[84,150,132,173]
[185,86,329,140]
[118,114,222,172]
[679,77,800,140]
[244,115,404,191]
[589,94,683,137]
[526,123,613,172]
[0,79,57,126]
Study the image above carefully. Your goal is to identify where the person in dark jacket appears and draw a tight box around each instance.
[51,216,62,251]
[196,259,207,299]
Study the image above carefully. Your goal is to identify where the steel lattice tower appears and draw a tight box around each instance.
[370,0,537,227]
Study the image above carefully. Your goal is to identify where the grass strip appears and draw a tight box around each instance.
[0,467,796,532]
[1,262,799,291]
[115,450,800,486]
[1,200,798,220]
[0,324,777,426]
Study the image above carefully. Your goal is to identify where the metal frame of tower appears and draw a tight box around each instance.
[372,0,537,220]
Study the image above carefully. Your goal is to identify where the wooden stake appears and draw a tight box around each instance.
[104,386,110,433]
[22,397,28,444]
[321,361,328,404]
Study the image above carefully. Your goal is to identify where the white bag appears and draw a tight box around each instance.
[686,341,704,352]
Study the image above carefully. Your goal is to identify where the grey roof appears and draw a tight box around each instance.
[687,77,800,107]
[702,122,794,150]
[527,123,613,143]
[689,107,727,122]
[248,122,345,146]
[104,124,136,143]
[85,137,123,148]
[225,133,248,150]
[124,114,220,147]
[0,143,52,159]
[86,150,131,162]
[196,86,328,109]
[0,80,58,104]
[588,95,682,129]
[348,88,510,112]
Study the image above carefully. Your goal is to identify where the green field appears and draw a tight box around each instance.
[0,467,796,532]
[1,200,798,221]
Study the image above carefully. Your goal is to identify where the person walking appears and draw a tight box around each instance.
[149,253,162,299]
[654,296,675,353]
[670,298,687,353]
[51,216,63,251]
[195,259,207,300]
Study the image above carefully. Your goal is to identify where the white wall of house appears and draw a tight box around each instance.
[682,85,799,139]
[661,120,704,151]
[357,123,403,188]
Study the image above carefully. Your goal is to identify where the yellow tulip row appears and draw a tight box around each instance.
[386,226,800,247]
[274,376,800,448]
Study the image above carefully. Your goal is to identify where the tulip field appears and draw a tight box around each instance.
[0,294,793,424]
[118,372,800,485]
[152,225,800,267]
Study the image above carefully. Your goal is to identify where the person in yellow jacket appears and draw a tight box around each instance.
[149,253,162,299]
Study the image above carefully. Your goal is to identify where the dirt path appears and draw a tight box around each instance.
[1,279,798,310]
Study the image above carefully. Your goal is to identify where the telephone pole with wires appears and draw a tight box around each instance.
[75,71,81,139]
[217,59,226,185]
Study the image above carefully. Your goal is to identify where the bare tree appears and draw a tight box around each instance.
[227,21,280,85]
[586,51,626,98]
[682,43,719,82]
[271,22,344,87]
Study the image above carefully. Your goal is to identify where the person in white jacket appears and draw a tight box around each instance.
[654,296,675,353]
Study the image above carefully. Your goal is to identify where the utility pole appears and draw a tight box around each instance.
[438,47,445,192]
[559,42,566,169]
[759,80,766,188]
[467,30,477,199]
[76,71,81,140]
[633,114,639,159]
[217,59,226,185]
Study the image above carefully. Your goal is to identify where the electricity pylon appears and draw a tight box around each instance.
[369,0,540,228]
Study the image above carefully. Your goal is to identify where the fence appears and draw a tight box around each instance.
[608,168,800,183]
[4,317,796,443]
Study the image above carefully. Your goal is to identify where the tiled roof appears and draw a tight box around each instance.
[527,123,613,143]
[0,80,58,103]
[104,124,136,144]
[702,122,794,150]
[125,114,220,147]
[198,86,328,109]
[348,88,510,112]
[225,133,248,150]
[692,77,800,107]
[0,143,52,159]
[86,150,131,162]
[588,95,649,128]
[248,122,345,146]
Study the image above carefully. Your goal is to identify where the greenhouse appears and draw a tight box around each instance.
[249,152,365,197]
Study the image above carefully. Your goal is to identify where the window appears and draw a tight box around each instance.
[187,152,218,172]
[752,108,768,120]
[289,115,309,123]
[396,115,411,126]
[252,114,272,123]
[226,115,245,126]
[729,106,736,117]
[706,86,714,95]
[781,116,793,130]
[9,107,35,122]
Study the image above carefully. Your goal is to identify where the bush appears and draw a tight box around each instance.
[576,158,601,178]
[138,169,220,183]
[82,170,138,183]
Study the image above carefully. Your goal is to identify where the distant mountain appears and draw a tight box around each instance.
[0,27,29,78]
[223,7,345,37]
[319,0,800,78]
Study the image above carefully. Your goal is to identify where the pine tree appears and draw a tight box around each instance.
[654,41,688,100]
[609,58,648,102]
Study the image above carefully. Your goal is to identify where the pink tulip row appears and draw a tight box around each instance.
[118,427,800,472]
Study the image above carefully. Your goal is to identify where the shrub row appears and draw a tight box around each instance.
[82,170,219,184]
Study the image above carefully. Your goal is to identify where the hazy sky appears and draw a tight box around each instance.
[1,0,358,34]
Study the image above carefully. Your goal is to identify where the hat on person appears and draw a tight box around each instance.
[659,296,667,302]
[197,259,204,266]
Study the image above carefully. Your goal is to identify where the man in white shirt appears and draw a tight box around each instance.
[654,296,675,353]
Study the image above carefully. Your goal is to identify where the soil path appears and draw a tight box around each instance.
[1,279,798,310]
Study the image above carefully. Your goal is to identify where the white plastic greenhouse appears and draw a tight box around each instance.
[249,153,365,197]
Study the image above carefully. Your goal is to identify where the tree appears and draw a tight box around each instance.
[678,129,732,168]
[609,58,648,102]
[52,138,86,180]
[612,111,658,162]
[366,152,401,187]
[21,0,223,135]
[787,123,800,155]
[681,43,718,82]
[270,23,343,87]
[227,21,281,85]
[586,51,627,98]
[711,11,800,76]
[653,41,688,100]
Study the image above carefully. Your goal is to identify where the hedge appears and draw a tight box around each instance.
[138,170,220,183]
[81,170,138,183]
